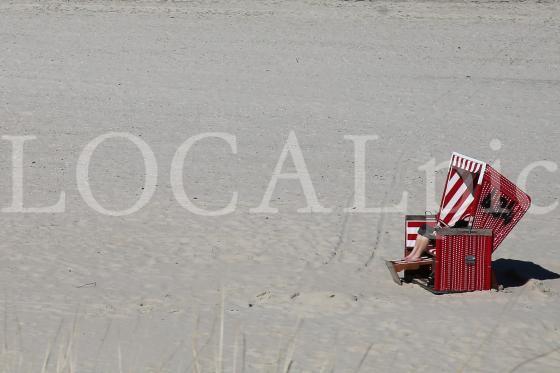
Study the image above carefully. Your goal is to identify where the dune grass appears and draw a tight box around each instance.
[0,290,376,372]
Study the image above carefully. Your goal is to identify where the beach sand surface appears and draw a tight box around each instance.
[0,1,559,371]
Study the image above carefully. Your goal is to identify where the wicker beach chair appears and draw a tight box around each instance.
[387,153,531,293]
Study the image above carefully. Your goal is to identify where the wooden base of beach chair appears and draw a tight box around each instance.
[386,260,403,285]
[410,277,455,295]
[386,258,434,285]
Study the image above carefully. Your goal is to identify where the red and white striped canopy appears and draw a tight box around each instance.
[437,153,487,227]
[433,152,531,251]
[450,153,486,179]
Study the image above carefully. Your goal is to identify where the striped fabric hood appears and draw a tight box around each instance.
[437,153,486,227]
[436,152,531,251]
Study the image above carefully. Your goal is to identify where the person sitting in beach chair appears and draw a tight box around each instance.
[403,219,469,262]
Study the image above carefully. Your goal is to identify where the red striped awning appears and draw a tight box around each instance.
[438,153,487,227]
[450,153,486,183]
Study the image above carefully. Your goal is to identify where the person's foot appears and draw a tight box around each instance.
[403,252,415,261]
[404,256,422,262]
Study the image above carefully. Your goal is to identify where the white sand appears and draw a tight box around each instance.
[1,0,559,371]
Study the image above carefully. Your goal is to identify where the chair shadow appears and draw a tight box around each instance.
[493,258,560,289]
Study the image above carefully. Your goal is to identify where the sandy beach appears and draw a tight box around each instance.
[1,0,559,371]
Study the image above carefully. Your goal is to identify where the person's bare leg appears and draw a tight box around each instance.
[405,235,430,261]
[404,238,422,260]
[404,235,426,260]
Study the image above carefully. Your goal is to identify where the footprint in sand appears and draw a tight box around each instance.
[291,292,358,317]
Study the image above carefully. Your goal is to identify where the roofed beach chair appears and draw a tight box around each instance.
[386,153,531,293]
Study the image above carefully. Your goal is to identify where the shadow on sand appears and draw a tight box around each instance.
[493,258,560,289]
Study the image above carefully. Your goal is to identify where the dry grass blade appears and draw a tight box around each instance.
[92,319,112,373]
[354,343,373,373]
[192,314,201,373]
[186,308,219,373]
[216,288,225,373]
[232,324,241,373]
[280,319,303,373]
[3,298,8,352]
[41,320,63,373]
[59,312,79,373]
[319,353,336,373]
[240,333,246,373]
[117,343,124,373]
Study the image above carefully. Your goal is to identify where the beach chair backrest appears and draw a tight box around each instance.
[437,153,486,228]
[437,153,531,252]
